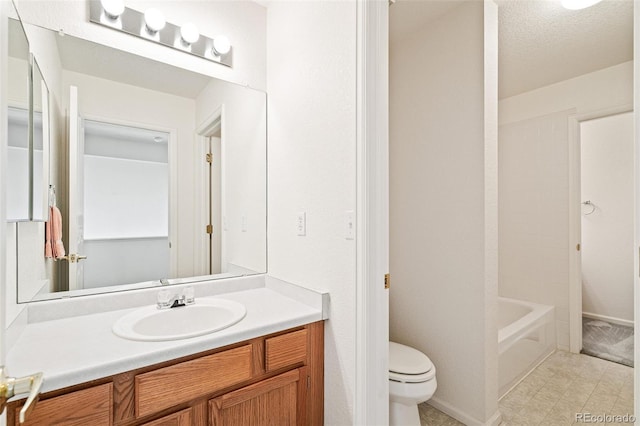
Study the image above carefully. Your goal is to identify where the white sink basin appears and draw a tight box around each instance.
[112,298,246,341]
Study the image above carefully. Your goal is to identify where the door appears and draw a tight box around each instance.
[67,86,86,290]
[209,369,302,425]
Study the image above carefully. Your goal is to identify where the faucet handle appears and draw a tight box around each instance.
[157,289,172,309]
[183,286,195,305]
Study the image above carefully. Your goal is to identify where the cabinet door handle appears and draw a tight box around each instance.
[0,366,44,423]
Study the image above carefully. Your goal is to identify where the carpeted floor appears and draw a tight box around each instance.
[581,316,634,367]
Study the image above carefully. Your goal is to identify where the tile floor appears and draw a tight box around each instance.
[418,351,634,426]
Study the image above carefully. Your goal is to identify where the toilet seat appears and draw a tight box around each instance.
[389,342,435,383]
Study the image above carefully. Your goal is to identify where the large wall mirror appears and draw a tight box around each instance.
[7,16,267,303]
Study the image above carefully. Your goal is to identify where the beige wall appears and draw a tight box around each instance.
[390,2,499,424]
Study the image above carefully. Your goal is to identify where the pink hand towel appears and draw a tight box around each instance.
[51,206,66,259]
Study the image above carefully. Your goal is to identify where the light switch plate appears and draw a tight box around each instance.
[345,210,355,240]
[297,211,306,236]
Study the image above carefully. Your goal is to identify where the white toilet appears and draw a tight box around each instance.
[389,341,437,426]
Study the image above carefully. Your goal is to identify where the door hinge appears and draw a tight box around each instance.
[384,273,390,289]
[206,153,213,164]
[576,243,581,251]
[206,224,213,234]
[307,376,311,389]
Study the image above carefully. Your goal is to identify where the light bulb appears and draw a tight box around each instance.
[561,0,603,10]
[212,36,231,56]
[180,23,200,45]
[100,0,125,19]
[144,8,166,33]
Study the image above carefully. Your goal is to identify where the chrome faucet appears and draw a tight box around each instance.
[157,286,195,309]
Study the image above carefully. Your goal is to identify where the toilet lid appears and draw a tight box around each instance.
[389,341,433,375]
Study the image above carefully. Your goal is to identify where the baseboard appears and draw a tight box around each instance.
[499,349,555,400]
[428,397,502,426]
[582,312,634,328]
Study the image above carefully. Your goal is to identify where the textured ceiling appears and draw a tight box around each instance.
[390,0,633,99]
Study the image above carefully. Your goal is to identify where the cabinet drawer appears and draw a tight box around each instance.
[143,407,192,426]
[14,383,112,426]
[265,329,308,372]
[135,345,252,418]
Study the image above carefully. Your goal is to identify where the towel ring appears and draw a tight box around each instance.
[582,200,596,215]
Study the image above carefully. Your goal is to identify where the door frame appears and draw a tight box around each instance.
[568,104,633,354]
[0,0,10,367]
[195,106,225,276]
[355,0,390,424]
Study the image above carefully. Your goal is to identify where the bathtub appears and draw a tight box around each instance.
[498,297,555,398]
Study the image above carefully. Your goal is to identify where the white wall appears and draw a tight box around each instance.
[498,62,633,350]
[15,0,267,91]
[266,1,357,424]
[580,112,634,323]
[389,2,499,424]
[195,79,267,275]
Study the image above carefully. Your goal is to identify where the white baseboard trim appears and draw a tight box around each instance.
[428,398,502,426]
[582,311,634,328]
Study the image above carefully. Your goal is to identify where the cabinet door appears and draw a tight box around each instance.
[143,408,192,426]
[209,369,302,426]
[12,383,112,426]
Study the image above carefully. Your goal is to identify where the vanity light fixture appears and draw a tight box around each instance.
[144,8,165,34]
[100,0,125,19]
[212,36,231,56]
[561,0,603,10]
[89,0,232,67]
[180,23,200,45]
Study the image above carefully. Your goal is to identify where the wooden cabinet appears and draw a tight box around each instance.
[13,383,113,426]
[142,408,193,426]
[7,322,323,426]
[209,369,302,426]
[135,345,253,417]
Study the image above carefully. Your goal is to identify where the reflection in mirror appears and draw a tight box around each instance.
[31,59,50,222]
[77,120,169,290]
[7,13,30,221]
[16,24,267,302]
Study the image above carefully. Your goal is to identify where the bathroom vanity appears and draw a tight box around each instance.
[5,277,328,425]
[8,322,323,425]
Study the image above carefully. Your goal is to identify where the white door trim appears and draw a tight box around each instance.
[567,104,633,354]
[355,0,389,424]
[195,106,225,275]
[633,2,640,415]
[0,0,9,366]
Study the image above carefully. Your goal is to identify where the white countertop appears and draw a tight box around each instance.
[7,277,328,393]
